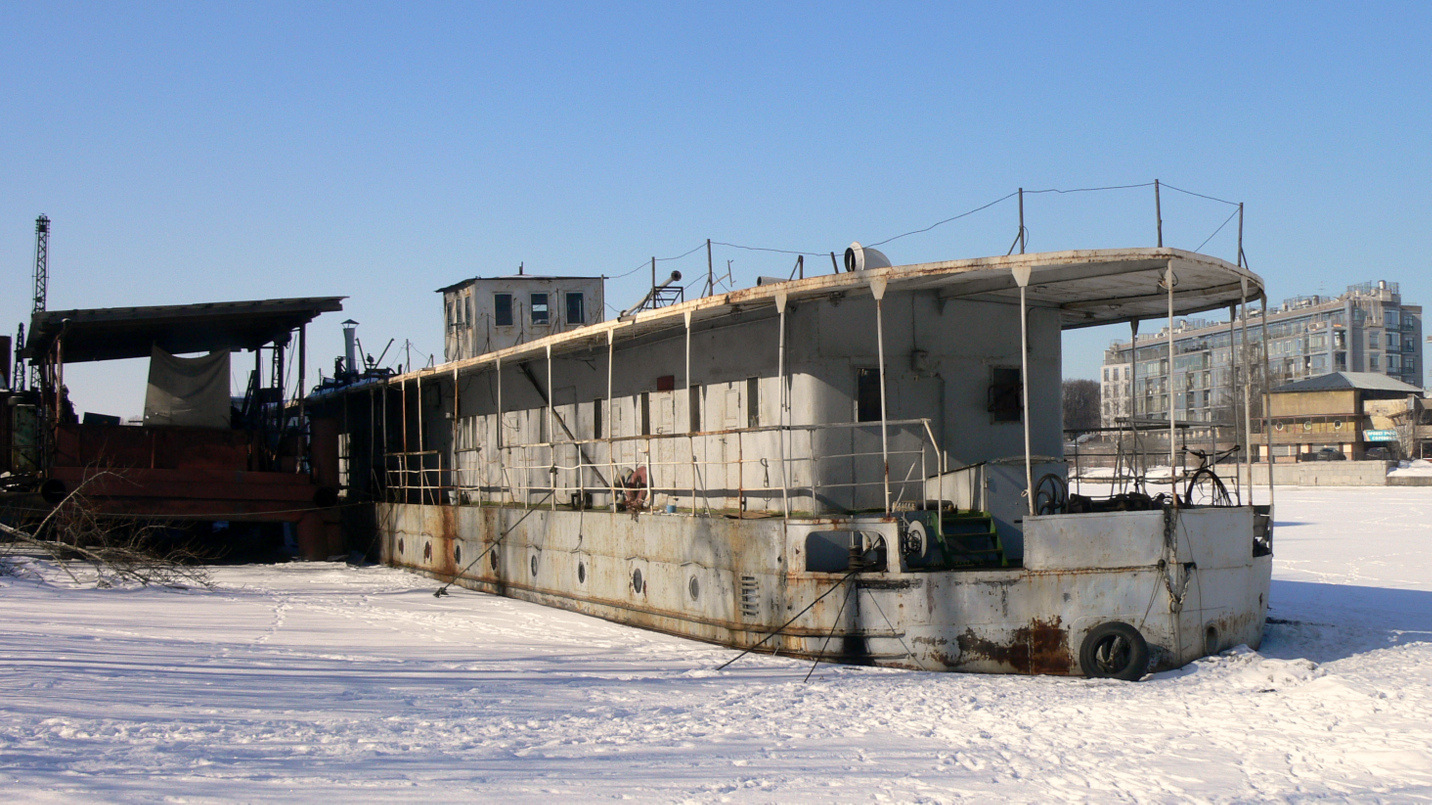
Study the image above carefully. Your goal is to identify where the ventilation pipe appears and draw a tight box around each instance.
[844,243,892,273]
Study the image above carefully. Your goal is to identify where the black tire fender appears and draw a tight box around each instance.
[1079,621,1149,681]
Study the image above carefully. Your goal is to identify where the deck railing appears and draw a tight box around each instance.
[382,417,944,516]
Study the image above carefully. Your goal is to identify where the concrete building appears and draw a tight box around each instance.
[1099,280,1422,428]
[1266,371,1424,460]
[439,272,606,361]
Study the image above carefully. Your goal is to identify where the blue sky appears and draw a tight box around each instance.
[3,2,1430,416]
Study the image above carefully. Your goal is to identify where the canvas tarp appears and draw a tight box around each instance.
[143,346,231,428]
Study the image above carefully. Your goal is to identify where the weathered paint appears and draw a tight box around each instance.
[379,500,1270,676]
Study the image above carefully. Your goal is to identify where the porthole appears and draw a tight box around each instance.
[578,562,587,584]
[1334,420,1343,430]
[1303,420,1313,432]
[632,568,644,595]
[688,575,700,601]
[530,555,539,577]
[1274,422,1285,432]
[453,544,462,563]
[489,550,498,570]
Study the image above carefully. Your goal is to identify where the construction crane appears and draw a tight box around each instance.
[29,215,50,391]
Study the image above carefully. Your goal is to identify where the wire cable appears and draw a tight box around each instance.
[620,182,1239,286]
[710,241,827,257]
[866,191,1019,248]
[608,242,709,280]
[1195,207,1242,253]
[1161,183,1240,207]
[1022,182,1156,196]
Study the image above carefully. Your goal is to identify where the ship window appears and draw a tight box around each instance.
[566,292,585,325]
[531,293,550,325]
[746,377,760,427]
[856,368,881,422]
[494,293,514,326]
[988,366,1022,423]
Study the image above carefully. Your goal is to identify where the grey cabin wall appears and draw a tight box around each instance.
[395,285,1062,514]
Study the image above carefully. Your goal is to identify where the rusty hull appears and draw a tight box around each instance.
[378,501,1271,676]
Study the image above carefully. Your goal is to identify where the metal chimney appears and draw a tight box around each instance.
[342,319,359,373]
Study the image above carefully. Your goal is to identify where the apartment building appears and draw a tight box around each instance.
[1099,280,1422,427]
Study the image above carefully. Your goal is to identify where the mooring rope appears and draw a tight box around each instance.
[716,566,861,671]
[433,491,554,597]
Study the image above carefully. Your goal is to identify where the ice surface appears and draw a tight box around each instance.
[2,487,1431,802]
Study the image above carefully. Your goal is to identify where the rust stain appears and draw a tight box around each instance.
[437,505,459,578]
[955,617,1073,675]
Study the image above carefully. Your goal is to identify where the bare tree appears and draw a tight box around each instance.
[0,472,210,589]
[1062,379,1101,431]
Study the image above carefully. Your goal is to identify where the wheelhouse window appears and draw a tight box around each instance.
[856,368,881,422]
[566,292,585,325]
[531,293,550,325]
[987,366,1022,423]
[494,293,514,326]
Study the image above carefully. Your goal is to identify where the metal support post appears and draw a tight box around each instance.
[1166,263,1177,486]
[607,329,617,513]
[1259,293,1276,510]
[1012,265,1034,516]
[1155,179,1163,247]
[776,292,790,519]
[871,278,891,514]
[685,310,696,511]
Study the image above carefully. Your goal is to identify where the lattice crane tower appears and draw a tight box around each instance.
[30,214,49,391]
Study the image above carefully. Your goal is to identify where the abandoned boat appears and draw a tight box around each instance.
[314,245,1274,680]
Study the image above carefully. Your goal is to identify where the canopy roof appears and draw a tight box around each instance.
[395,247,1263,382]
[25,297,345,364]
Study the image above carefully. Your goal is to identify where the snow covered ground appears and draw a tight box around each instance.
[2,487,1430,802]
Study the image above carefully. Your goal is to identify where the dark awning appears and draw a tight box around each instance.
[23,296,346,364]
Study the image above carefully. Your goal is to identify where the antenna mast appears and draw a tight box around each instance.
[30,215,49,391]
